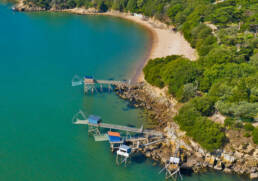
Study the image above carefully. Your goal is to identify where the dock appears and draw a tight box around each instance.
[71,75,130,94]
[74,119,163,137]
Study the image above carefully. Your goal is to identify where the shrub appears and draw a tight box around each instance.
[191,96,216,116]
[175,103,226,151]
[161,58,202,96]
[177,83,197,102]
[244,132,251,137]
[252,127,258,144]
[244,123,255,132]
[224,117,235,128]
[143,55,181,88]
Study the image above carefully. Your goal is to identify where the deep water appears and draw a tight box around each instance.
[0,2,250,181]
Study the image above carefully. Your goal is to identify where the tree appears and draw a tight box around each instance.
[126,0,137,12]
[244,123,254,132]
[177,83,197,102]
[161,58,202,96]
[215,101,258,121]
[167,4,183,19]
[191,96,216,116]
[98,1,108,12]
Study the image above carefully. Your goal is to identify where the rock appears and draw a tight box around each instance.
[250,167,257,173]
[245,144,255,155]
[214,164,223,170]
[214,159,223,171]
[233,165,241,173]
[250,172,258,179]
[234,151,244,158]
[185,157,197,167]
[253,148,258,157]
[204,155,215,167]
[224,168,232,174]
[221,153,235,167]
[145,151,151,158]
[194,152,203,159]
[202,162,208,167]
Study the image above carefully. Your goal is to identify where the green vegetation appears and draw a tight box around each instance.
[174,101,225,151]
[23,0,258,150]
[253,127,258,144]
[143,0,258,150]
[244,123,255,132]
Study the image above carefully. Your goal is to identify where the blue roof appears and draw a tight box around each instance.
[108,135,121,142]
[88,115,101,124]
[84,76,94,79]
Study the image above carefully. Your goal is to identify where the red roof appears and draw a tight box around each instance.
[108,131,120,137]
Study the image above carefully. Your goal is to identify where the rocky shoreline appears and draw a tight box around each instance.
[115,83,258,180]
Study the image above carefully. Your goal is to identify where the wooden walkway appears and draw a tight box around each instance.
[74,119,163,137]
[95,80,127,85]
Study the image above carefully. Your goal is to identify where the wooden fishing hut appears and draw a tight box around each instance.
[108,131,124,151]
[87,115,102,135]
[84,76,97,93]
[84,76,95,84]
[116,144,132,165]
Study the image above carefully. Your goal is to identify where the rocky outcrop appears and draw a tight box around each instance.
[13,0,46,11]
[116,82,258,179]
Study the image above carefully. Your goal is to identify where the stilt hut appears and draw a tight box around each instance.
[108,131,123,151]
[84,76,95,84]
[88,115,102,135]
[88,115,101,124]
[117,145,131,158]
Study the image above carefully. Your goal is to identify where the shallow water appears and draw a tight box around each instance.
[0,2,251,181]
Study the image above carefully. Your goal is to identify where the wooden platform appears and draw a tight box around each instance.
[74,119,163,137]
[95,80,126,85]
[94,134,109,141]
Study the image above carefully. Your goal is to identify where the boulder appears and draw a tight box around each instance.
[233,165,241,173]
[250,172,258,179]
[253,148,258,157]
[214,162,223,171]
[224,168,232,174]
[204,155,215,167]
[234,151,244,158]
[145,151,151,158]
[221,153,235,168]
[244,144,255,155]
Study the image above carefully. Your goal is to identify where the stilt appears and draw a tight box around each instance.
[116,145,131,167]
[159,156,182,180]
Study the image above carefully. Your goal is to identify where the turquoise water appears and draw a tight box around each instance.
[0,3,250,181]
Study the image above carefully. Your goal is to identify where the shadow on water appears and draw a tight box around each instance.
[180,167,193,176]
[126,124,136,128]
[131,152,147,164]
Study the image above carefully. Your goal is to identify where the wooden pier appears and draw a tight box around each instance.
[71,75,130,94]
[74,119,163,137]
